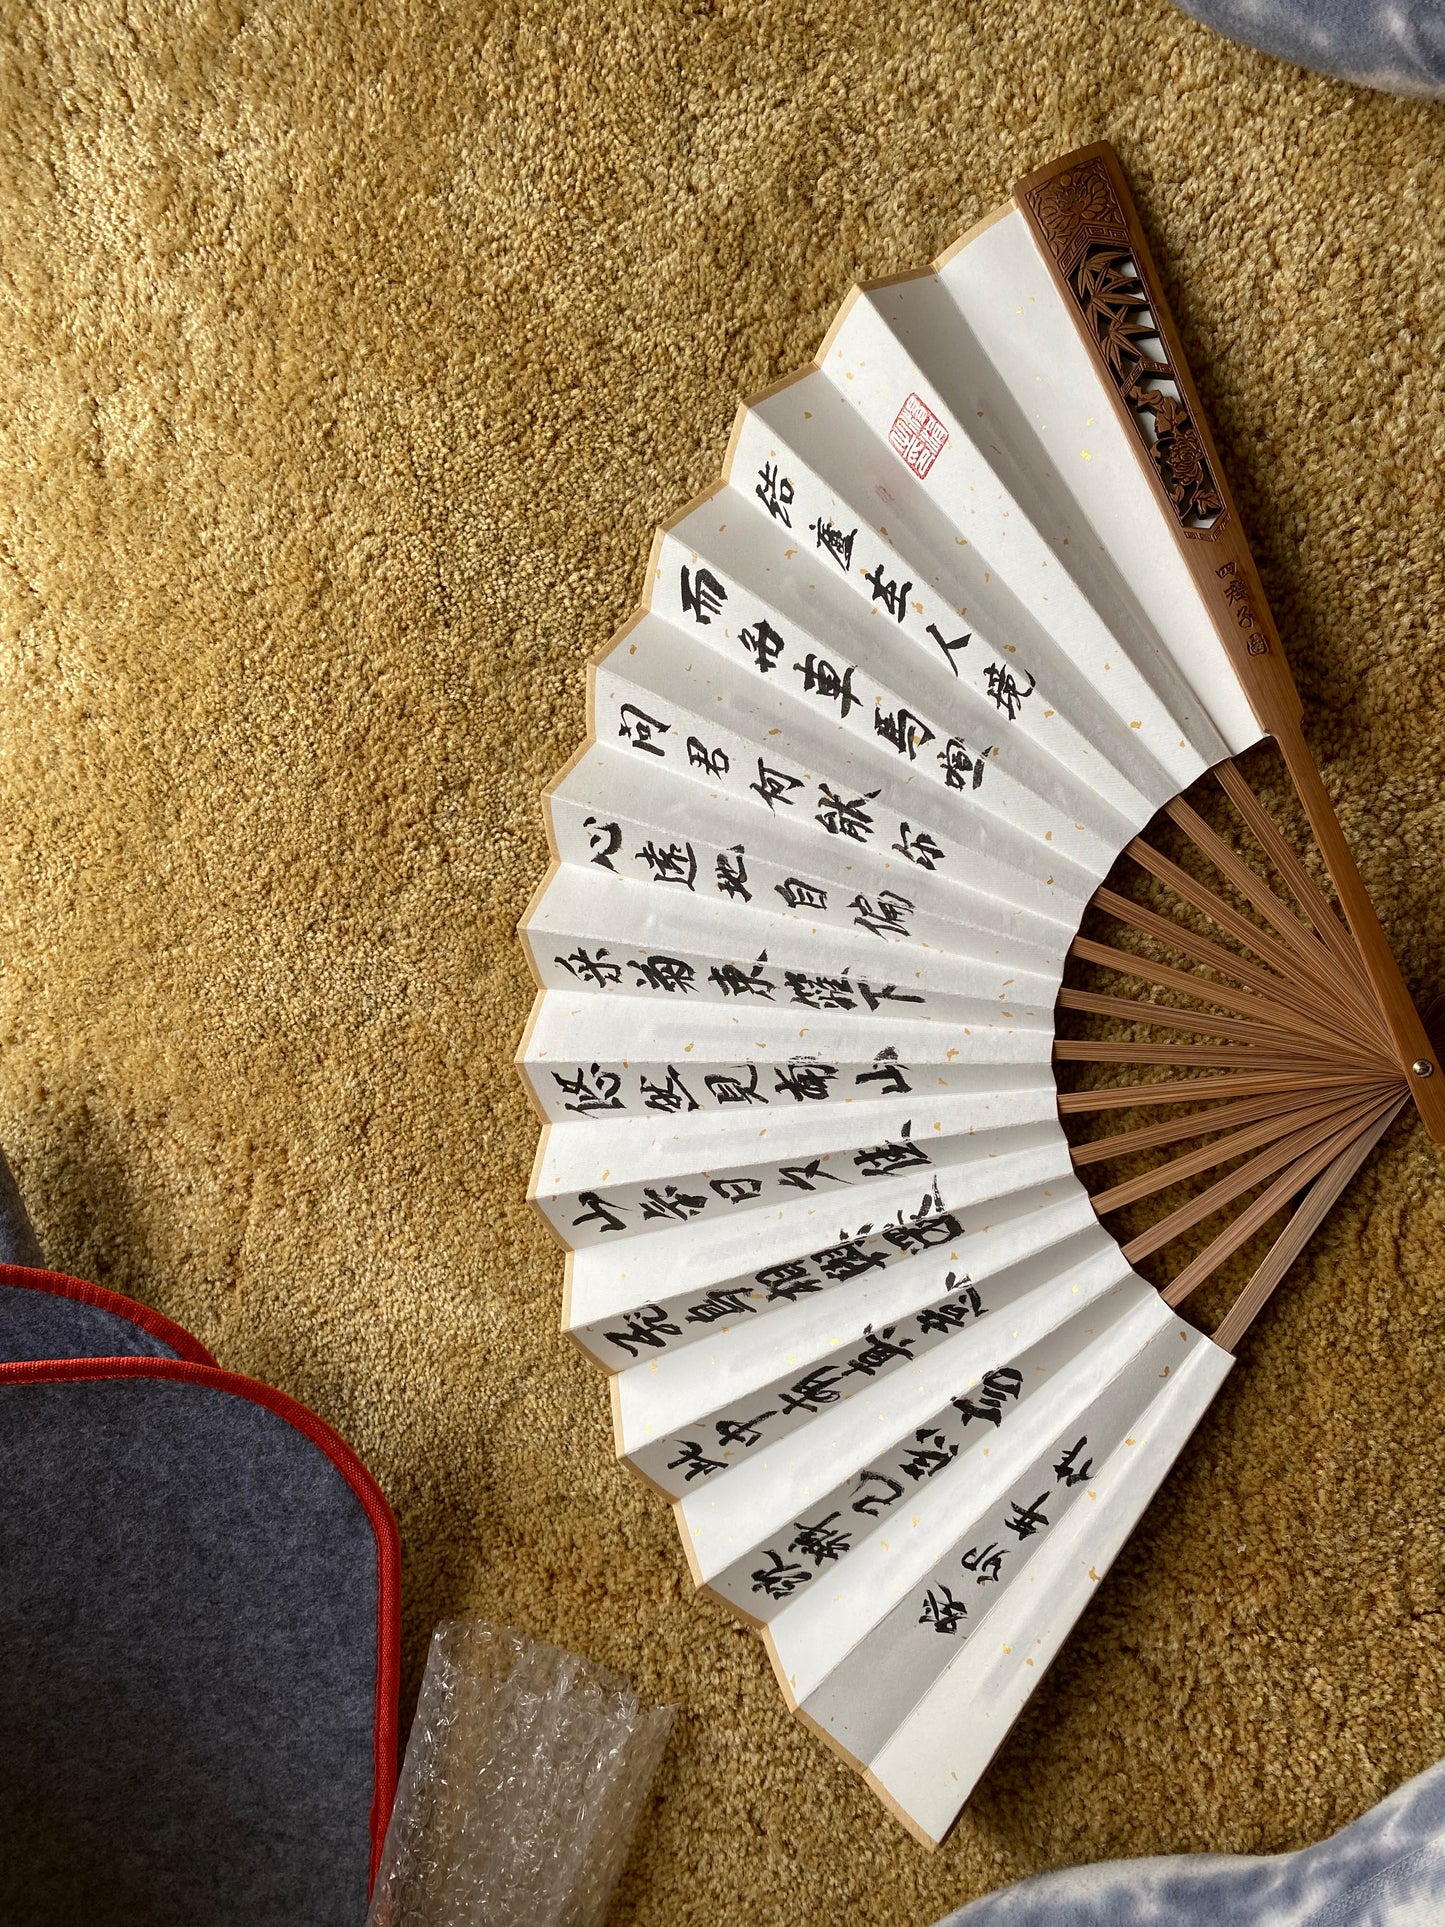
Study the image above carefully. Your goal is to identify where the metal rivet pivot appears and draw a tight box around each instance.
[1412,1059,1435,1078]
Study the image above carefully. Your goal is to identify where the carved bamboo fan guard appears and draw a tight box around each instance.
[517,143,1443,1848]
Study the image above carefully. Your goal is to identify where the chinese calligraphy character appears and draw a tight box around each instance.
[684,1285,757,1322]
[708,956,777,999]
[551,1064,624,1116]
[790,1512,852,1567]
[893,821,945,870]
[555,946,622,989]
[864,560,912,622]
[882,1211,963,1254]
[1216,559,1266,649]
[715,1408,777,1449]
[812,1238,887,1283]
[755,461,795,526]
[793,652,861,719]
[911,1178,945,1219]
[961,1541,1005,1584]
[667,1438,726,1482]
[916,1285,985,1335]
[852,1469,905,1518]
[856,1052,911,1097]
[714,846,751,901]
[705,1064,767,1105]
[918,1584,968,1635]
[639,1065,699,1113]
[680,564,726,625]
[777,1157,848,1190]
[710,1174,763,1205]
[739,617,785,675]
[901,1427,957,1481]
[952,1365,1023,1429]
[926,622,971,676]
[775,875,828,912]
[603,1303,679,1356]
[816,785,877,842]
[635,839,697,889]
[850,889,914,939]
[618,701,671,755]
[853,1134,930,1179]
[773,1060,839,1103]
[810,517,856,571]
[755,1259,819,1301]
[778,1366,846,1416]
[857,979,925,1012]
[582,815,621,871]
[983,660,1037,721]
[1004,1493,1051,1539]
[639,1184,708,1222]
[751,1549,812,1599]
[628,953,696,994]
[573,1192,626,1234]
[686,735,730,778]
[938,735,990,791]
[845,1324,917,1378]
[1218,561,1249,613]
[750,758,805,812]
[1053,1437,1094,1488]
[785,971,857,1010]
[874,705,935,761]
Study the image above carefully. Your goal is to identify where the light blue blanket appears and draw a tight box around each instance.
[937,1760,1445,1926]
[1174,0,1445,95]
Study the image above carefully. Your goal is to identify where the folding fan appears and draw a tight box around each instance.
[516,143,1444,1847]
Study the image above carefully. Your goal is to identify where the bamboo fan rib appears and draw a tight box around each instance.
[516,142,1439,1847]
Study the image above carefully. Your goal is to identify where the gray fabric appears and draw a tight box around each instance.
[0,1142,43,1268]
[0,1371,381,1927]
[936,1754,1445,1926]
[1173,0,1445,97]
[0,1277,181,1363]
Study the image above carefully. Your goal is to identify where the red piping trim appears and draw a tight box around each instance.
[0,1264,217,1367]
[0,1353,401,1891]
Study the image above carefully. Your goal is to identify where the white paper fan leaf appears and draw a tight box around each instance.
[518,143,1440,1845]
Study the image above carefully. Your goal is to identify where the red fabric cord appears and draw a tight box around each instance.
[0,1263,219,1368]
[0,1352,402,1889]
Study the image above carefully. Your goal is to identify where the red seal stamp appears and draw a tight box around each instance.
[888,392,949,479]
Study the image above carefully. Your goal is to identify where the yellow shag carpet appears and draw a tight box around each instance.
[1,2,1443,1920]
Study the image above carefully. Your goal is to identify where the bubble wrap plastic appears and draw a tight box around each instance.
[366,1620,674,1927]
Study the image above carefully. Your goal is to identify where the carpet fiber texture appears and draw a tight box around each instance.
[1,3,1443,1921]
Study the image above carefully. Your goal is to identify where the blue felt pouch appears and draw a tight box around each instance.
[0,1265,400,1927]
[0,1260,218,1365]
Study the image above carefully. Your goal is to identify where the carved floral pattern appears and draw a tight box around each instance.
[1026,161,1226,534]
[1028,159,1126,262]
[1070,245,1224,529]
[1024,156,1225,535]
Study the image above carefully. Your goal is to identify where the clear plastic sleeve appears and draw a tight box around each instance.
[367,1619,674,1927]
